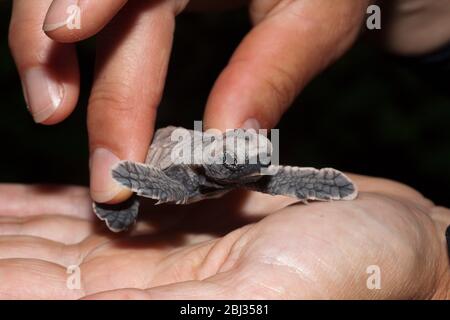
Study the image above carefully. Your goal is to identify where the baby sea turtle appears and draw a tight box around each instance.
[94,126,357,232]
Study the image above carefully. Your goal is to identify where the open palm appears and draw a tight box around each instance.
[0,174,448,299]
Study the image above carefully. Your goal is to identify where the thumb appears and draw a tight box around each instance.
[204,0,369,131]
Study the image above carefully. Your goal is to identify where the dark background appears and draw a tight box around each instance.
[1,3,449,206]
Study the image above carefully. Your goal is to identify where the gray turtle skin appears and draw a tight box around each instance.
[94,126,357,232]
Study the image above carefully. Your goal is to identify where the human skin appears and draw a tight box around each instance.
[8,0,450,206]
[0,175,448,299]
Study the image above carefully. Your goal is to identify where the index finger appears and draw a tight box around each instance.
[87,1,177,204]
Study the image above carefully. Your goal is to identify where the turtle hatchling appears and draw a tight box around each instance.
[94,126,358,232]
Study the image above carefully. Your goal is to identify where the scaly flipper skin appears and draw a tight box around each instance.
[252,166,357,201]
[93,195,140,232]
[112,161,197,204]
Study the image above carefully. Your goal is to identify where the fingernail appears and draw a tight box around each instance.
[22,67,64,123]
[241,118,261,130]
[90,148,130,203]
[43,0,79,32]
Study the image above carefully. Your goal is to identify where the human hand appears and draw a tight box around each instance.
[8,0,450,207]
[0,175,448,299]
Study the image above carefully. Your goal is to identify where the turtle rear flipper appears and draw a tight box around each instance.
[93,195,139,232]
[251,166,357,201]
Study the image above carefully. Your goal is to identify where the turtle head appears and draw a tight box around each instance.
[202,129,272,184]
[203,152,261,183]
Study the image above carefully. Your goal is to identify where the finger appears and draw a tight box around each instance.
[204,0,369,131]
[0,236,79,266]
[88,1,176,203]
[0,215,98,244]
[0,220,114,263]
[0,184,93,220]
[43,0,128,42]
[9,0,79,124]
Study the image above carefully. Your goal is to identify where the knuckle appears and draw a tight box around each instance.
[8,17,36,53]
[262,63,298,110]
[89,81,137,113]
[8,21,49,67]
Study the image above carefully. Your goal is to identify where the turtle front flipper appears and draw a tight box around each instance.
[93,195,140,232]
[249,166,357,201]
[112,161,192,204]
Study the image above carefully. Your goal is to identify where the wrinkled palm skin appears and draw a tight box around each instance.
[0,174,448,299]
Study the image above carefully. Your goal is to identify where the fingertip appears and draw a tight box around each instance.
[19,45,80,125]
[203,61,282,131]
[43,0,83,42]
[89,148,133,204]
[36,73,79,125]
[241,118,261,130]
[43,0,128,42]
[9,0,80,124]
[44,28,84,44]
[93,188,133,205]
